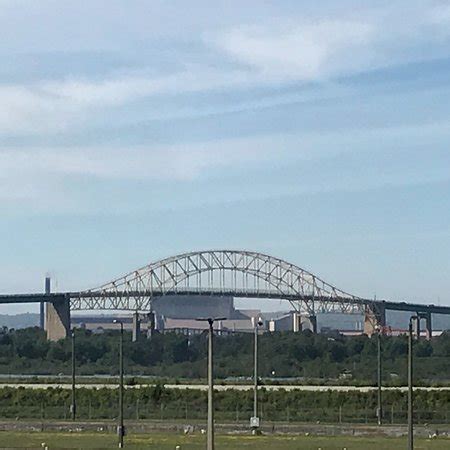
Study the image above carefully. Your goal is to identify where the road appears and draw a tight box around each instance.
[0,383,449,392]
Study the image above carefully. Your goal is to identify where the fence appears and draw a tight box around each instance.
[1,401,449,425]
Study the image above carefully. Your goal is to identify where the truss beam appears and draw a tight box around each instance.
[70,250,362,315]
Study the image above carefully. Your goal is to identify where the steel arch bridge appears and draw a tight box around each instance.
[2,249,449,341]
[70,250,365,316]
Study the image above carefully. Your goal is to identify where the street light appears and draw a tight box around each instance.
[408,316,418,450]
[71,328,76,421]
[251,317,264,434]
[375,325,382,426]
[113,319,125,448]
[196,317,226,450]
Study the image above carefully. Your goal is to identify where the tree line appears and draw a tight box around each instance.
[1,327,450,383]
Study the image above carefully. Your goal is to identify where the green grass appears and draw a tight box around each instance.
[0,432,449,449]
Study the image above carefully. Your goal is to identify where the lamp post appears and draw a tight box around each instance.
[71,328,76,421]
[376,326,382,426]
[251,317,263,434]
[408,316,418,450]
[113,319,124,448]
[196,317,226,450]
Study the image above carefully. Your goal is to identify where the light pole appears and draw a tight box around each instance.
[71,328,76,421]
[376,326,382,426]
[251,317,263,434]
[196,317,226,450]
[113,319,125,448]
[408,316,418,450]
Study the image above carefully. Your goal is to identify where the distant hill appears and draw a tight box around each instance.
[0,309,449,331]
[0,313,39,329]
[318,311,450,331]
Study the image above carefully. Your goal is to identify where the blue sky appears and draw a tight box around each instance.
[1,0,450,313]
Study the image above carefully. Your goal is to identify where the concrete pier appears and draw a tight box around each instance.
[292,312,302,332]
[45,296,70,341]
[413,314,421,338]
[300,314,317,333]
[424,312,432,341]
[416,312,433,340]
[132,312,141,342]
[364,303,386,336]
[146,312,155,338]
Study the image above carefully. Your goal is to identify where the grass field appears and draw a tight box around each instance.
[0,432,449,449]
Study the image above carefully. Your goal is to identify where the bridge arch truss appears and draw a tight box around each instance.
[70,250,366,315]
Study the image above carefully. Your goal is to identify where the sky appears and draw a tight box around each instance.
[1,0,450,313]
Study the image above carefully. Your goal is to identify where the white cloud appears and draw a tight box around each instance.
[2,120,450,212]
[42,68,254,107]
[0,138,289,213]
[1,2,449,136]
[0,138,282,192]
[0,2,449,138]
[0,85,69,134]
[0,68,256,134]
[213,20,375,81]
[429,3,450,26]
[210,3,450,81]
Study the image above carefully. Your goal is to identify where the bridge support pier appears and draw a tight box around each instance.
[146,312,155,338]
[413,315,421,338]
[309,315,318,334]
[424,312,432,341]
[292,312,302,332]
[132,312,141,342]
[300,314,317,333]
[45,296,70,341]
[415,312,433,340]
[364,303,386,337]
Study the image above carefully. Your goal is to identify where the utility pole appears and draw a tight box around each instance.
[377,328,382,426]
[251,317,263,433]
[71,329,76,421]
[196,317,226,450]
[254,322,258,418]
[113,320,125,448]
[408,317,417,450]
[207,319,214,450]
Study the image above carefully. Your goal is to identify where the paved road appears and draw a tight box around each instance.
[0,383,449,392]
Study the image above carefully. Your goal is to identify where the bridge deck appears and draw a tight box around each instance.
[0,294,66,304]
[0,292,449,315]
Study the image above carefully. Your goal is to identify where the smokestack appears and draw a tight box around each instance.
[45,276,51,294]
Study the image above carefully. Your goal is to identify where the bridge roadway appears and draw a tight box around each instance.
[0,291,449,342]
[1,291,450,315]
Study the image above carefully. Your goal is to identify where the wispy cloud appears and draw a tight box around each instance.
[1,1,450,211]
[1,2,449,136]
[0,68,256,134]
[212,20,375,81]
[211,3,450,82]
[0,138,286,209]
[428,3,450,26]
[2,120,450,212]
